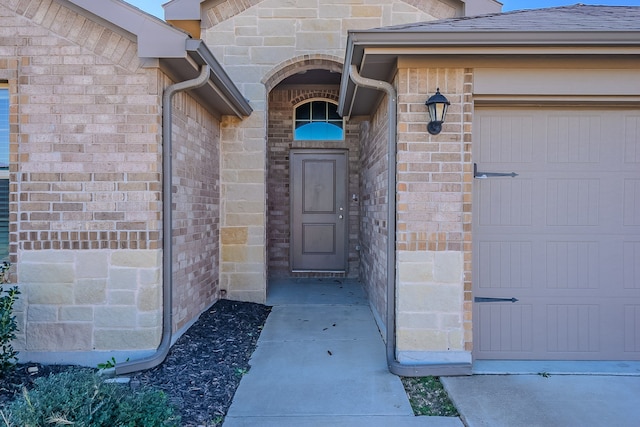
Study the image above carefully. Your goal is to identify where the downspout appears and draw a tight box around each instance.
[113,65,211,376]
[348,65,470,377]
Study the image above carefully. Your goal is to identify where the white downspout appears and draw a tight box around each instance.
[348,65,470,377]
[113,65,211,375]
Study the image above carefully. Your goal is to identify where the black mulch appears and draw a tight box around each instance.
[0,299,271,427]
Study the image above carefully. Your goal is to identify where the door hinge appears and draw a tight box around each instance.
[474,163,518,179]
[474,297,519,303]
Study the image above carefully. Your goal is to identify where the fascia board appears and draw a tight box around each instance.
[66,0,189,58]
[460,0,502,16]
[186,40,253,117]
[347,30,640,48]
[340,27,640,116]
[163,0,204,20]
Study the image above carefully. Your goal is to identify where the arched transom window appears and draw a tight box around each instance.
[294,100,344,141]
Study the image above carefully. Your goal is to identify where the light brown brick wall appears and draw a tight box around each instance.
[395,67,472,355]
[169,75,222,332]
[267,86,361,278]
[1,0,223,359]
[358,95,390,327]
[3,0,161,258]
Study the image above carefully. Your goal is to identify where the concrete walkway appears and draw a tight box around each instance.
[442,374,640,427]
[223,278,462,427]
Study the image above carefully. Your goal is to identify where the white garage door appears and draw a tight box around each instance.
[473,107,640,360]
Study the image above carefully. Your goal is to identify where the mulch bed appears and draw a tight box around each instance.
[0,299,271,427]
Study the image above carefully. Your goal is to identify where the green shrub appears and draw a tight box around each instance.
[4,369,180,426]
[0,261,20,375]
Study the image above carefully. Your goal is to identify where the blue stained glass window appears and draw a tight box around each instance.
[294,101,344,141]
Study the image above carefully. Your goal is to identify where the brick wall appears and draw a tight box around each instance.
[267,87,361,278]
[394,67,472,361]
[169,77,222,332]
[0,0,222,363]
[358,96,390,328]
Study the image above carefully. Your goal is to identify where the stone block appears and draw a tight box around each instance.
[20,263,75,284]
[94,306,137,328]
[137,311,161,328]
[138,268,161,286]
[75,251,109,278]
[75,279,107,304]
[27,283,74,304]
[19,250,74,263]
[108,268,138,290]
[398,262,434,283]
[398,283,461,313]
[434,251,463,283]
[107,290,136,305]
[111,250,160,268]
[137,286,160,311]
[60,306,94,321]
[94,328,160,350]
[221,227,248,244]
[27,305,58,322]
[397,328,448,351]
[26,322,92,351]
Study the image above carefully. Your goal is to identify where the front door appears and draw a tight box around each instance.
[290,150,348,272]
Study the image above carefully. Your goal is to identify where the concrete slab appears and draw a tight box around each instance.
[224,279,463,426]
[442,374,640,427]
[259,305,381,342]
[224,415,463,426]
[266,278,368,306]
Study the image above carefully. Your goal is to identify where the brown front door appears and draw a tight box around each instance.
[290,150,348,272]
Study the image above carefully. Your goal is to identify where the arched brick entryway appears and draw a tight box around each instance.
[264,56,363,278]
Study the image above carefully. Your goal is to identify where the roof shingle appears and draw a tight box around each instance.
[373,5,640,32]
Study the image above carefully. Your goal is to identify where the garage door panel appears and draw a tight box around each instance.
[546,241,599,289]
[477,179,533,226]
[547,115,601,164]
[546,179,599,226]
[546,304,600,353]
[478,241,533,289]
[624,179,640,225]
[624,115,640,164]
[478,303,534,354]
[623,242,640,289]
[624,305,640,352]
[474,107,640,361]
[478,114,534,164]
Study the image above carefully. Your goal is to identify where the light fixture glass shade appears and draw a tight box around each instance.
[425,88,450,135]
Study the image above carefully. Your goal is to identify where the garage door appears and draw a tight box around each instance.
[473,107,640,360]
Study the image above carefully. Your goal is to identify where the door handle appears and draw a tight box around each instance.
[338,215,343,219]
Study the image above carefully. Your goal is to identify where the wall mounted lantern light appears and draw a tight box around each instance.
[425,88,450,135]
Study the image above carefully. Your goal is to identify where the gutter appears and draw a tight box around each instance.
[113,65,211,376]
[348,65,470,377]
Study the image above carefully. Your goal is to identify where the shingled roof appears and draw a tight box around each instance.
[374,5,640,32]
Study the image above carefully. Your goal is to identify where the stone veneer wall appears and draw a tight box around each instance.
[202,0,456,302]
[1,0,221,364]
[267,86,361,278]
[394,67,472,363]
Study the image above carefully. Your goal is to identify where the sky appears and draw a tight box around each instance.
[125,0,640,19]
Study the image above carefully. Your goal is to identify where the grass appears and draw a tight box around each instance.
[401,376,459,417]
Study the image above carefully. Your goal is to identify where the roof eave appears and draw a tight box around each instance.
[339,29,640,116]
[186,40,253,117]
